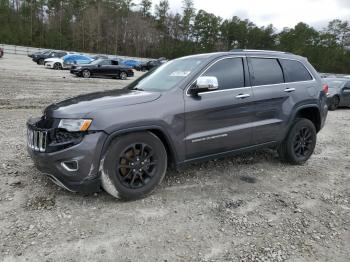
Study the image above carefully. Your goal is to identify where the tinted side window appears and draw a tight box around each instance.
[250,58,284,86]
[280,59,313,82]
[203,58,245,90]
[99,60,111,65]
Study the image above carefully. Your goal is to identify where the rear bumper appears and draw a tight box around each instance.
[27,131,108,194]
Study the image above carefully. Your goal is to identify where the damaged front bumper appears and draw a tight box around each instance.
[27,118,107,193]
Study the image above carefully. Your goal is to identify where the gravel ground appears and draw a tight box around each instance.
[0,54,349,262]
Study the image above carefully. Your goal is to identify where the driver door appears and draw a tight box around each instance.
[97,60,111,75]
[184,57,255,159]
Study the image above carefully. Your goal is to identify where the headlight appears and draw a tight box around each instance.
[58,119,92,132]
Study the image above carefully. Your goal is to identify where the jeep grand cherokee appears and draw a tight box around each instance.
[27,50,328,200]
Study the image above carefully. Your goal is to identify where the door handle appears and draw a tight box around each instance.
[284,87,296,93]
[236,94,251,99]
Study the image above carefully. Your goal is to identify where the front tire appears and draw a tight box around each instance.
[101,132,167,200]
[38,58,44,65]
[328,96,339,111]
[278,118,316,165]
[82,69,91,78]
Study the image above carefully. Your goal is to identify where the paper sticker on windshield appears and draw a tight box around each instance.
[170,71,191,77]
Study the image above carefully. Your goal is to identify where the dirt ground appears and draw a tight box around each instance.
[0,54,349,262]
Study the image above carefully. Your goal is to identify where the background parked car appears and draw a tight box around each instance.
[62,54,93,68]
[44,54,93,70]
[70,58,134,79]
[324,78,350,110]
[122,59,141,68]
[33,50,67,65]
[135,57,167,71]
[28,50,50,58]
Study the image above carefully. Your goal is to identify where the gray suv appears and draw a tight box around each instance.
[27,50,328,200]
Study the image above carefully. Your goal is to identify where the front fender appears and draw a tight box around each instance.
[100,125,181,166]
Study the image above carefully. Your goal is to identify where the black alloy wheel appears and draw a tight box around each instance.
[278,118,316,165]
[293,127,313,159]
[101,132,167,200]
[117,143,157,189]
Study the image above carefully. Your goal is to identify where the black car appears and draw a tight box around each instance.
[27,50,328,200]
[70,59,134,79]
[32,50,67,65]
[136,58,166,71]
[324,78,350,110]
[28,50,50,58]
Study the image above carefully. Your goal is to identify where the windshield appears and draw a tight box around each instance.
[325,80,344,89]
[128,57,207,92]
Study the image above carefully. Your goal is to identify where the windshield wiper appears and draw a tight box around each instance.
[132,87,144,91]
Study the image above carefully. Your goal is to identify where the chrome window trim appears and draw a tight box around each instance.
[185,55,317,97]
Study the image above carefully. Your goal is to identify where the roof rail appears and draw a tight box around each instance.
[230,49,290,54]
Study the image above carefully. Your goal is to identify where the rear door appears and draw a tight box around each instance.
[247,57,289,144]
[248,57,315,144]
[108,60,121,76]
[184,57,255,159]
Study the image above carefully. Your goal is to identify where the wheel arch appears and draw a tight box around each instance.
[292,105,321,132]
[100,126,178,168]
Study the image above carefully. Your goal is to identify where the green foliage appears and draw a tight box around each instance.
[0,0,349,73]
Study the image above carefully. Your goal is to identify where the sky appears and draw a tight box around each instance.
[135,0,350,30]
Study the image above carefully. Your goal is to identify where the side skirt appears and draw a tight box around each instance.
[176,141,279,170]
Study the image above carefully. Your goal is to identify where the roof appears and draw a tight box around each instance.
[179,50,304,62]
[324,77,350,81]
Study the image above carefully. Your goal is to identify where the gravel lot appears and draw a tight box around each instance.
[0,54,349,262]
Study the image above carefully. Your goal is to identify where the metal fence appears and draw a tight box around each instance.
[0,43,148,62]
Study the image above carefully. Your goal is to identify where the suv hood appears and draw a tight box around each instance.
[44,89,161,118]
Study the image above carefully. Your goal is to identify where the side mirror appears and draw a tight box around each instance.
[189,76,219,95]
[97,64,101,67]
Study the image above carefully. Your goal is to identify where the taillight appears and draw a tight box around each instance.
[322,84,329,94]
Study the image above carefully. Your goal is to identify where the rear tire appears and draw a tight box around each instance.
[278,118,316,165]
[328,96,339,111]
[101,132,167,200]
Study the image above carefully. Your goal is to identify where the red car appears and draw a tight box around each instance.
[0,48,3,58]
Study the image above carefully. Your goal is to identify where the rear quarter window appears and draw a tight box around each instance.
[250,58,284,86]
[280,59,313,82]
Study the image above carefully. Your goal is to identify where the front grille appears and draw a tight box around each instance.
[27,128,47,152]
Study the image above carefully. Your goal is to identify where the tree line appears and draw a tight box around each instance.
[1,0,350,73]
